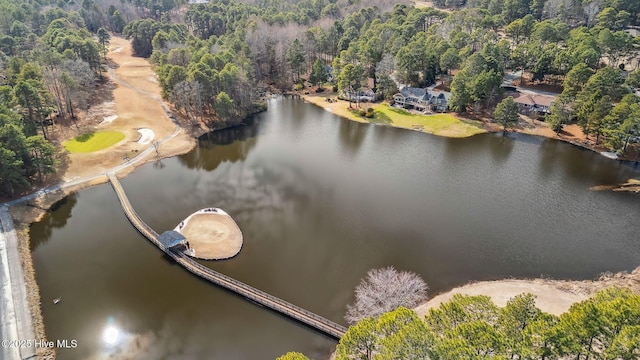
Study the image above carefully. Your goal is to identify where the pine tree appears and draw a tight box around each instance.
[494,96,520,131]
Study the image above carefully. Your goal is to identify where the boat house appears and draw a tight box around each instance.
[158,231,187,249]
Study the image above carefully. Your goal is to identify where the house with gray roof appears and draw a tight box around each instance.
[393,87,450,112]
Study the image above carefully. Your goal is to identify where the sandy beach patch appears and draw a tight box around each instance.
[302,93,485,137]
[416,279,590,316]
[136,128,154,145]
[416,266,640,317]
[177,209,243,260]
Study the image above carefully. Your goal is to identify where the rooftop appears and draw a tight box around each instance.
[513,93,555,107]
[158,231,187,248]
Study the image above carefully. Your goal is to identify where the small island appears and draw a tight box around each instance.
[175,208,243,260]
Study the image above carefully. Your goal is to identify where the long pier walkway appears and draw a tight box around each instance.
[107,173,347,340]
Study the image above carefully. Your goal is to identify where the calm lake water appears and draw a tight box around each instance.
[30,97,640,359]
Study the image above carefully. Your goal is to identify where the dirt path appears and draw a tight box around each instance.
[1,35,199,360]
[62,36,194,181]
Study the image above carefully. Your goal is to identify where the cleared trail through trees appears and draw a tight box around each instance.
[107,173,347,340]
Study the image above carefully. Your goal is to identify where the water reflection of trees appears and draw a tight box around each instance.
[488,132,515,163]
[442,132,519,163]
[537,138,562,180]
[371,124,407,148]
[537,137,640,186]
[29,194,77,251]
[177,121,260,172]
[338,120,368,156]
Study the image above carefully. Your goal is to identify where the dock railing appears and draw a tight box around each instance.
[108,173,347,339]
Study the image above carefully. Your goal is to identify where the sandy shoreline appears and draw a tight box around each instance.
[300,92,639,189]
[300,92,622,154]
[416,267,640,317]
[301,91,640,317]
[3,36,203,359]
[3,39,639,359]
[300,92,485,137]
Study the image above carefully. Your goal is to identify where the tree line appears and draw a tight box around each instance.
[125,0,640,154]
[2,0,640,195]
[0,0,119,196]
[0,0,198,197]
[279,287,640,359]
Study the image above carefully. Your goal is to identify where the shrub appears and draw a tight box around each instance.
[365,108,374,118]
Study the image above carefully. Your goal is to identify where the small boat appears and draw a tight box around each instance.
[53,298,61,304]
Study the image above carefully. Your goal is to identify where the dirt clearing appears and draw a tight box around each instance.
[62,36,194,181]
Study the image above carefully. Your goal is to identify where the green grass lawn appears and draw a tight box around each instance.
[373,105,486,137]
[64,131,125,153]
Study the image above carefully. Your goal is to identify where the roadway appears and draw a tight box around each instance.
[0,64,183,360]
[502,70,562,97]
[0,206,36,359]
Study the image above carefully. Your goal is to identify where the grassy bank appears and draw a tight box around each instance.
[301,93,486,138]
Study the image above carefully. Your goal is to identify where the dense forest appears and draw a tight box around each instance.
[0,0,187,197]
[1,0,640,196]
[0,0,639,357]
[126,0,640,154]
[280,287,640,359]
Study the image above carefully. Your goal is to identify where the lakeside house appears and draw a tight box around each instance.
[392,86,451,112]
[341,88,379,102]
[324,66,334,82]
[512,93,556,115]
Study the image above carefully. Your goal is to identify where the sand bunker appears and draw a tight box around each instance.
[176,208,243,260]
[112,47,122,53]
[136,128,154,145]
[99,115,118,126]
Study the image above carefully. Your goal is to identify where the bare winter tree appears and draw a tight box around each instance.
[583,0,602,28]
[345,267,428,324]
[245,20,304,89]
[58,59,96,123]
[172,80,203,124]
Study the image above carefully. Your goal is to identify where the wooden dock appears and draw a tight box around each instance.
[107,173,347,340]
